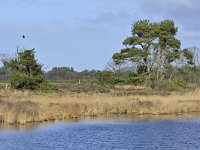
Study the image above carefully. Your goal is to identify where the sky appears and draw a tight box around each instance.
[0,0,199,71]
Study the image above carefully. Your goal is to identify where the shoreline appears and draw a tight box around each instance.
[2,112,200,130]
[1,88,200,125]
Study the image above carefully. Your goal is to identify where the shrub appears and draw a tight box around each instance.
[3,49,45,90]
[150,79,188,91]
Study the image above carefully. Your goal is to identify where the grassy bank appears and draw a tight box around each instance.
[0,86,200,125]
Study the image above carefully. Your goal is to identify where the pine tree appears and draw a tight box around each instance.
[112,19,193,81]
[3,49,44,90]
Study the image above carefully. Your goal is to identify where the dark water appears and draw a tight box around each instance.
[1,114,200,150]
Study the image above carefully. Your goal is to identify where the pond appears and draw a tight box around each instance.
[1,114,200,150]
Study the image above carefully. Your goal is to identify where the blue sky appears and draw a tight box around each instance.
[0,0,199,71]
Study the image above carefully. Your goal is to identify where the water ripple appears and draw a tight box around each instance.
[0,118,200,149]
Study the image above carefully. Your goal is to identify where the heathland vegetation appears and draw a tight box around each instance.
[1,19,200,125]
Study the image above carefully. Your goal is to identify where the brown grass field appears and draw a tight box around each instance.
[1,85,200,125]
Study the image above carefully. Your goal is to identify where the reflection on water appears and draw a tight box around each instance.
[82,112,200,123]
[1,113,200,130]
[1,113,200,149]
[0,118,80,131]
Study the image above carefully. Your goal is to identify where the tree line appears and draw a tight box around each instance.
[1,19,200,91]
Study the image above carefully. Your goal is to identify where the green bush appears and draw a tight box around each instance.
[3,49,45,90]
[150,79,188,91]
[125,76,145,85]
[97,71,113,86]
[37,82,58,93]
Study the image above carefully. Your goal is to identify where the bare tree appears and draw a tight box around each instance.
[106,59,136,75]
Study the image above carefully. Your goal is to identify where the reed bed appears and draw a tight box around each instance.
[0,87,200,125]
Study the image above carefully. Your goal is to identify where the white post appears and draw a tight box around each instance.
[78,79,81,84]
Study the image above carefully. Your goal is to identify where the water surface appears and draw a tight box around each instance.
[1,114,200,150]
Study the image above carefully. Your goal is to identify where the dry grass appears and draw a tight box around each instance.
[1,87,200,125]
